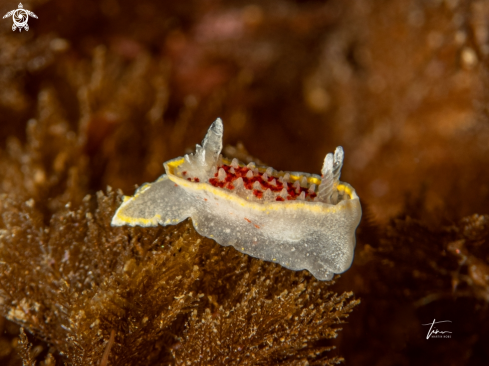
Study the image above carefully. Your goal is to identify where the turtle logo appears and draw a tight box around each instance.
[3,3,38,32]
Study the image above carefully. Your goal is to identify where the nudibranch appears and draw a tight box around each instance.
[111,119,361,280]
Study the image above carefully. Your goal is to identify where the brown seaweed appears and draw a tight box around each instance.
[0,85,356,365]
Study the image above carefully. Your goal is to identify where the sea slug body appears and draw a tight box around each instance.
[111,119,362,280]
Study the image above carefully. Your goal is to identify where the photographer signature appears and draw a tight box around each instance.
[422,319,452,339]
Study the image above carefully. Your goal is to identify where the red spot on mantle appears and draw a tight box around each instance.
[253,189,263,199]
[206,162,318,201]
